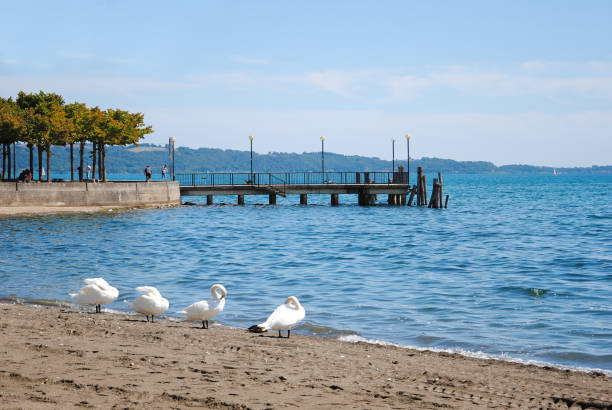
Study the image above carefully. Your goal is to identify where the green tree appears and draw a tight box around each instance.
[16,91,65,181]
[0,97,26,180]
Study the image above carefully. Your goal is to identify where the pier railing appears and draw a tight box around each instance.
[176,171,409,187]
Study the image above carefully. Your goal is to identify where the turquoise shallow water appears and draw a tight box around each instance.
[1,174,611,373]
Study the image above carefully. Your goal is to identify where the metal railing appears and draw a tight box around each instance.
[176,171,409,187]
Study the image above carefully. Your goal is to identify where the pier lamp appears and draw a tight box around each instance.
[405,133,411,185]
[392,137,395,179]
[320,136,326,183]
[170,136,176,181]
[249,135,254,183]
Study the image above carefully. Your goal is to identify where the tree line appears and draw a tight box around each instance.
[0,91,152,182]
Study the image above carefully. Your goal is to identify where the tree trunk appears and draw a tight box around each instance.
[70,142,74,181]
[28,143,33,175]
[101,144,107,182]
[46,144,51,183]
[37,144,43,181]
[98,144,102,181]
[91,143,97,182]
[79,141,84,181]
[7,143,11,180]
[1,144,5,180]
[12,142,16,179]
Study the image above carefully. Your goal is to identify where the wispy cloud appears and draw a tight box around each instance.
[59,51,137,65]
[230,55,269,65]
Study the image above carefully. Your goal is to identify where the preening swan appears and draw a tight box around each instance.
[131,286,169,322]
[179,284,227,329]
[248,296,305,338]
[70,278,119,313]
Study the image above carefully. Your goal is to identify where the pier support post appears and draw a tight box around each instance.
[401,194,406,205]
[300,194,307,205]
[331,193,339,206]
[269,194,276,205]
[206,195,213,205]
[237,195,244,206]
[388,194,395,205]
[416,166,423,206]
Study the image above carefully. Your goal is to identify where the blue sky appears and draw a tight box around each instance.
[1,1,611,166]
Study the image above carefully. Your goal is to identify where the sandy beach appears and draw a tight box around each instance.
[0,303,610,409]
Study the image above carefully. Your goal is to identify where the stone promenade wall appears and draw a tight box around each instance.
[0,181,180,207]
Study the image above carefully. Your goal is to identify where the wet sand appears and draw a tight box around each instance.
[0,303,610,409]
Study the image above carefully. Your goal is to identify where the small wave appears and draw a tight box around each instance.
[338,335,612,377]
[298,322,359,338]
[527,288,548,297]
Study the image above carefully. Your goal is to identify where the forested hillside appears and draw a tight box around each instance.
[6,143,612,175]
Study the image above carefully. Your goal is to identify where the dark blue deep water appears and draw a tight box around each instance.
[1,174,611,374]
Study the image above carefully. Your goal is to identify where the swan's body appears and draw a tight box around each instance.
[70,278,119,313]
[131,286,169,322]
[179,284,227,329]
[249,296,305,338]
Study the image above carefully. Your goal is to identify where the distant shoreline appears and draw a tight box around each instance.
[6,143,612,175]
[1,302,610,408]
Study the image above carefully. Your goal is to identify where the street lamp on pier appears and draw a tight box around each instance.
[170,136,176,181]
[320,136,326,183]
[249,135,254,183]
[392,137,395,178]
[405,133,411,185]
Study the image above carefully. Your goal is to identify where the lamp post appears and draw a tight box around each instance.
[249,135,254,183]
[320,136,325,183]
[392,138,395,178]
[170,136,176,181]
[405,133,411,185]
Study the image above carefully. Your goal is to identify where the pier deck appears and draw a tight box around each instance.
[177,171,412,206]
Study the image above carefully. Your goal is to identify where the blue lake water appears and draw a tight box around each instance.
[1,173,611,374]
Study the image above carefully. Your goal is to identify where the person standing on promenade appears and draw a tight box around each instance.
[161,164,168,181]
[86,164,91,180]
[144,165,152,182]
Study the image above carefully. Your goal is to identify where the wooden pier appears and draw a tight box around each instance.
[178,168,448,208]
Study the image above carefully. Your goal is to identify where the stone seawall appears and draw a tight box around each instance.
[0,181,181,207]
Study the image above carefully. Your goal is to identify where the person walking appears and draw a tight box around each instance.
[161,164,168,181]
[144,165,152,182]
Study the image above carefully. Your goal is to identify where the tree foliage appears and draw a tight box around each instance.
[1,91,153,181]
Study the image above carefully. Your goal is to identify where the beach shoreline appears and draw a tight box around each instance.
[1,303,610,409]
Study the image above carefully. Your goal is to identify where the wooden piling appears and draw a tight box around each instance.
[300,194,307,205]
[331,193,339,206]
[237,195,244,206]
[269,194,276,205]
[445,194,449,209]
[424,176,427,206]
[401,194,406,205]
[416,167,423,206]
[206,195,213,205]
[428,179,437,208]
[407,186,416,206]
[438,172,444,210]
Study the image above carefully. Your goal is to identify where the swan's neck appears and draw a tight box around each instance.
[285,296,301,310]
[211,285,226,300]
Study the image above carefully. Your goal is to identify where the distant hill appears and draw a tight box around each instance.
[7,143,612,175]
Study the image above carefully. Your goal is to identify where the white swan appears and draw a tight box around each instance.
[70,278,119,313]
[178,284,227,329]
[131,286,169,322]
[248,296,305,338]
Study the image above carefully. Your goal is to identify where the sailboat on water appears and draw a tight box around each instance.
[553,168,557,176]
